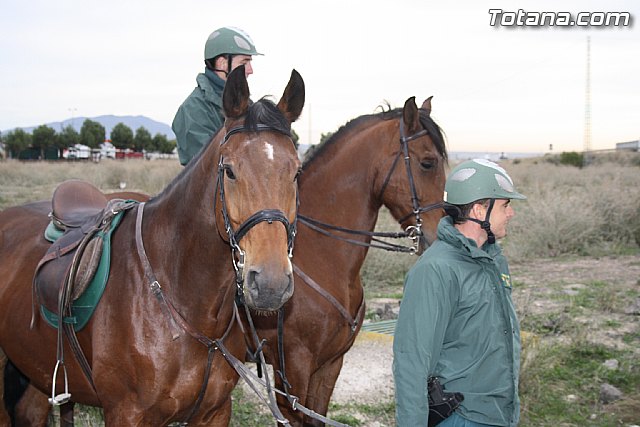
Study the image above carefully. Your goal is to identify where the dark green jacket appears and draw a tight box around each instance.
[393,216,521,426]
[172,69,225,166]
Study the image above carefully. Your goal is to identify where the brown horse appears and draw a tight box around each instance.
[249,96,448,426]
[0,65,304,426]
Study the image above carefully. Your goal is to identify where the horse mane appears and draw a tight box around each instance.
[302,105,448,169]
[245,97,292,136]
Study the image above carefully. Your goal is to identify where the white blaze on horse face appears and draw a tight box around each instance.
[263,141,274,161]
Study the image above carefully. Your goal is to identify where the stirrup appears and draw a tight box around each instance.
[49,360,71,405]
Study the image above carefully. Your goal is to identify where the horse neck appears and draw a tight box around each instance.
[298,122,390,272]
[140,144,236,325]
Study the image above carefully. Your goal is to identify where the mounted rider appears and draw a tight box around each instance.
[172,26,262,166]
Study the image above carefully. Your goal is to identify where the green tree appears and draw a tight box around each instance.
[152,133,175,154]
[111,123,134,150]
[5,128,32,158]
[291,128,299,149]
[58,125,80,155]
[133,127,152,152]
[559,151,584,168]
[80,119,105,149]
[32,125,57,159]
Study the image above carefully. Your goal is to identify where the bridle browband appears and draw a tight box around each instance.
[222,123,292,145]
[298,113,443,254]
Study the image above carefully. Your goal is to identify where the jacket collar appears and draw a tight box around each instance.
[437,216,502,260]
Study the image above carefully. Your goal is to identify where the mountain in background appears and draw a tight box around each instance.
[3,115,176,140]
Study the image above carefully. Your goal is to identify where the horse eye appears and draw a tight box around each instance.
[420,159,436,171]
[224,166,236,180]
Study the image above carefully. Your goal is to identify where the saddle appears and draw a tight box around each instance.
[33,179,137,330]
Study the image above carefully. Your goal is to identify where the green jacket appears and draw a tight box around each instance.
[393,216,521,426]
[172,69,225,166]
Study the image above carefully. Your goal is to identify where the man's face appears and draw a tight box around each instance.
[487,199,515,240]
[230,55,254,77]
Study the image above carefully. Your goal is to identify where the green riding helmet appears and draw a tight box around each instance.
[444,159,526,205]
[204,26,262,60]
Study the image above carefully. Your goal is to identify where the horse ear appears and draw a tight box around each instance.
[223,65,250,119]
[402,96,420,132]
[421,96,433,116]
[277,69,305,123]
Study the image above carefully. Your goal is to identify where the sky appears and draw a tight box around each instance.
[1,0,638,154]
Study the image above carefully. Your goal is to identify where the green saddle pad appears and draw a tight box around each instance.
[41,209,126,331]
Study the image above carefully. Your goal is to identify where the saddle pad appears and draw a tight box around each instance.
[44,221,64,243]
[40,210,125,331]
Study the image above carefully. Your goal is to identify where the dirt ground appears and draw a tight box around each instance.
[331,255,640,419]
[240,255,639,425]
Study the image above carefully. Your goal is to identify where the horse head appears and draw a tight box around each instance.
[216,66,304,312]
[376,96,448,254]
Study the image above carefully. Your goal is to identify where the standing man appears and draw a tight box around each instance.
[393,159,526,427]
[172,26,261,166]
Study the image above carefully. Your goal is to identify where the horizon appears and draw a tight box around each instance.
[1,0,638,154]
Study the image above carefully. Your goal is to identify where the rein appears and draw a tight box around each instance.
[135,202,292,425]
[130,124,299,425]
[299,116,444,255]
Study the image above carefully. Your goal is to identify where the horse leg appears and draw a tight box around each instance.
[302,355,346,427]
[269,351,314,427]
[59,402,74,427]
[13,384,51,427]
[0,348,10,427]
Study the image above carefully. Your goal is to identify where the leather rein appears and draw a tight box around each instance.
[298,115,444,255]
[99,124,298,425]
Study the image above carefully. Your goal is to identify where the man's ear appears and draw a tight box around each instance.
[470,203,485,220]
[215,56,227,71]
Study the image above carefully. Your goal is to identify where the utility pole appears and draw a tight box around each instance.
[68,107,78,131]
[583,36,592,166]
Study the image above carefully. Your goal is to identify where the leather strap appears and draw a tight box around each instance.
[293,264,364,333]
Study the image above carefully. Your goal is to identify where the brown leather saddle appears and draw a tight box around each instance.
[33,179,137,328]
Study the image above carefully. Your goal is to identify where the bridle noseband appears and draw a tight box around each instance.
[217,125,299,299]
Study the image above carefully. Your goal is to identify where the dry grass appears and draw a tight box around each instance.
[0,159,182,209]
[502,156,640,261]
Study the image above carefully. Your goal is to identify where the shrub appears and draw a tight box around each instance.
[502,160,640,260]
[559,151,584,167]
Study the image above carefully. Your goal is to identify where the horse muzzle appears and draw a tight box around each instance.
[243,266,294,312]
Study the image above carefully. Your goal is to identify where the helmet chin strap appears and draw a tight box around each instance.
[207,55,233,77]
[466,199,496,245]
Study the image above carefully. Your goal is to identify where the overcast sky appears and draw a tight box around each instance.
[1,0,638,153]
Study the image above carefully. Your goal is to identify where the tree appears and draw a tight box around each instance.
[111,123,134,150]
[291,129,299,149]
[133,127,152,152]
[4,128,32,159]
[152,133,175,154]
[58,125,80,155]
[32,125,57,159]
[80,119,105,149]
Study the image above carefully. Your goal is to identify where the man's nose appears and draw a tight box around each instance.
[245,62,254,76]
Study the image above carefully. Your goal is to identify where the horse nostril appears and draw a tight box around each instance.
[247,268,260,287]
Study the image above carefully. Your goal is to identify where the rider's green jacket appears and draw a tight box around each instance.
[393,216,521,426]
[172,68,225,166]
